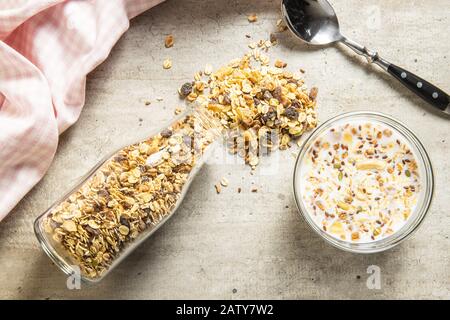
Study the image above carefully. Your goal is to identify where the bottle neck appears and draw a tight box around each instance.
[191,104,223,140]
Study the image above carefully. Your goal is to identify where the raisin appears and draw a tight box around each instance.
[284,107,299,120]
[291,100,302,108]
[179,82,193,97]
[85,225,99,236]
[161,129,173,138]
[272,86,283,101]
[261,108,277,123]
[114,155,127,162]
[120,216,130,228]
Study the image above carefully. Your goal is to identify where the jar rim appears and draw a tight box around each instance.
[292,111,434,253]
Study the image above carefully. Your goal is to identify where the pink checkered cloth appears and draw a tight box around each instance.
[0,0,164,221]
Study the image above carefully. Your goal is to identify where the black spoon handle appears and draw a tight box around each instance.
[387,64,449,112]
[342,37,450,115]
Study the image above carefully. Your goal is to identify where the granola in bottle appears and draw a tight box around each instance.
[34,107,221,282]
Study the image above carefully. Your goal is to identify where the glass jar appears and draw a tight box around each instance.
[34,107,221,282]
[293,111,434,253]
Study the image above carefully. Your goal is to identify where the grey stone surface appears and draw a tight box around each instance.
[0,0,449,299]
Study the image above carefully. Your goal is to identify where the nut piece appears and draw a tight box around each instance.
[119,225,130,236]
[220,177,229,187]
[274,59,287,68]
[316,201,325,211]
[62,220,77,232]
[163,58,172,69]
[337,201,350,211]
[309,87,319,101]
[174,107,183,115]
[356,160,386,171]
[330,221,344,235]
[204,64,213,76]
[247,13,258,23]
[164,34,174,48]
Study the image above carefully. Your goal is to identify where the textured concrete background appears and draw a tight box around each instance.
[0,0,449,299]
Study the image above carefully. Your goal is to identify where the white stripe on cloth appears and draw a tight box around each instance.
[0,0,164,221]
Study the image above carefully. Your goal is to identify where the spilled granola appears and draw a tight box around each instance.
[179,52,318,169]
[247,13,258,23]
[163,58,172,69]
[165,35,174,48]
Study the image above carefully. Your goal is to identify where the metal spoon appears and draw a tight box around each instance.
[281,0,450,115]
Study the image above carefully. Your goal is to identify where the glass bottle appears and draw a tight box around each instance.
[34,106,221,283]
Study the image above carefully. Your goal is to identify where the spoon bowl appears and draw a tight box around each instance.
[282,0,341,45]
